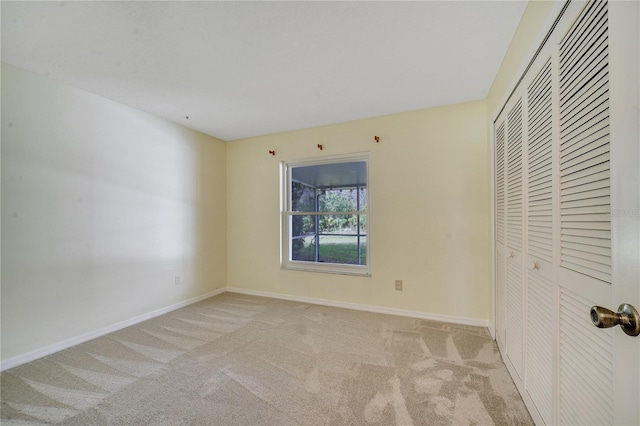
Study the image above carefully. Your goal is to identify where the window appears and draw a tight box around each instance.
[282,153,369,276]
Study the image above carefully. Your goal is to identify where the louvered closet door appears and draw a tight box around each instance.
[505,98,524,380]
[494,119,507,351]
[493,0,639,424]
[557,1,616,424]
[524,57,555,426]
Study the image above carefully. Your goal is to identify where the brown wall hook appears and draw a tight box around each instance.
[317,144,323,150]
[268,150,275,156]
[374,136,380,143]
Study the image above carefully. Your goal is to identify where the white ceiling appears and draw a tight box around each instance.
[1,1,527,141]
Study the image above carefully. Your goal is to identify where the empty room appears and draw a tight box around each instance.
[1,1,638,425]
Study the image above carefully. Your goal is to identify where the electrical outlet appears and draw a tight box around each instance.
[175,275,181,286]
[395,280,403,291]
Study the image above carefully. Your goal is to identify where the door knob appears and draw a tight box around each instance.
[590,304,640,336]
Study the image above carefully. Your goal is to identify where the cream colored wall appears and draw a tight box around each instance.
[227,100,490,321]
[1,63,227,362]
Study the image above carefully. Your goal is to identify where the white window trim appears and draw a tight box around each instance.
[280,152,371,277]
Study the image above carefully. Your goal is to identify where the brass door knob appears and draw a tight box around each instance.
[590,304,640,336]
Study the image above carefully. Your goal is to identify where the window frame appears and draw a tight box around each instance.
[281,152,371,276]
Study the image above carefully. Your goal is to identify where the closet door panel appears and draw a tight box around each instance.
[506,100,524,254]
[559,0,611,284]
[526,270,553,423]
[557,1,615,424]
[526,59,554,264]
[506,252,524,377]
[505,98,525,379]
[524,57,555,425]
[495,119,507,349]
[496,120,507,246]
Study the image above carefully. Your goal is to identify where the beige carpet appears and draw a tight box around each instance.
[1,293,532,425]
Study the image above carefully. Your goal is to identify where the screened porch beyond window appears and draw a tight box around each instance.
[290,161,367,266]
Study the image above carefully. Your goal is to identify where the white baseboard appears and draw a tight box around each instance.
[225,287,490,328]
[0,288,225,372]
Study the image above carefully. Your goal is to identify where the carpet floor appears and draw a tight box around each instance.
[1,293,533,425]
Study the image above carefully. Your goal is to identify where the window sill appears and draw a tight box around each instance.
[281,262,371,277]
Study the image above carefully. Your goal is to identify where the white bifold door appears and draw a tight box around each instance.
[493,1,639,425]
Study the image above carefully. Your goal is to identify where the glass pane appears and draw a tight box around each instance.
[291,161,366,190]
[359,214,367,235]
[291,182,315,212]
[318,214,366,235]
[318,235,367,265]
[291,215,315,238]
[358,188,368,211]
[292,236,316,262]
[317,188,364,212]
